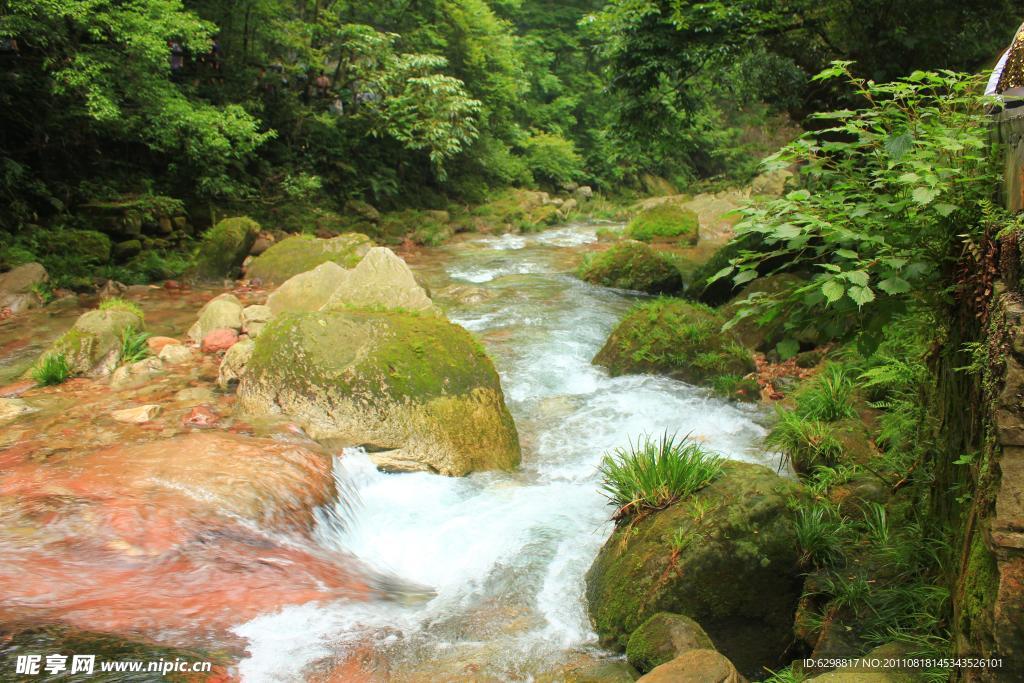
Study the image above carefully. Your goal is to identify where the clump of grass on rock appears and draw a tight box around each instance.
[578,242,683,294]
[599,432,723,520]
[99,297,144,321]
[626,203,699,244]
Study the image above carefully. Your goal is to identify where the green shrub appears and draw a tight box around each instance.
[118,326,152,365]
[626,203,699,243]
[718,66,1001,354]
[578,242,683,294]
[766,409,843,474]
[522,132,583,187]
[796,363,857,422]
[99,298,144,320]
[32,352,70,386]
[599,432,723,519]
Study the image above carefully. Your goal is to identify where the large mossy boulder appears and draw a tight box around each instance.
[585,461,805,677]
[36,308,144,377]
[593,299,756,396]
[579,242,683,295]
[626,203,699,244]
[246,233,373,283]
[237,309,520,476]
[193,216,260,280]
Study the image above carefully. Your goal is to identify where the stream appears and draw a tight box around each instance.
[235,223,773,681]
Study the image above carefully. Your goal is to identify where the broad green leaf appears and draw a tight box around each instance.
[933,202,958,217]
[848,285,876,307]
[835,249,858,260]
[878,276,911,294]
[776,338,799,360]
[884,132,913,162]
[822,279,845,304]
[844,270,870,287]
[733,269,758,286]
[709,266,735,282]
[911,186,939,205]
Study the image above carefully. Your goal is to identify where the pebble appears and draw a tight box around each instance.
[111,404,163,424]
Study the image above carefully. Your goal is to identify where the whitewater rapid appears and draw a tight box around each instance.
[234,224,772,681]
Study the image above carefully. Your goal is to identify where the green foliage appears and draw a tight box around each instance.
[626,204,699,243]
[717,66,1001,354]
[119,327,152,365]
[599,432,723,518]
[795,363,857,422]
[32,353,70,387]
[99,298,145,321]
[766,409,844,474]
[762,666,808,683]
[521,131,583,187]
[795,503,851,568]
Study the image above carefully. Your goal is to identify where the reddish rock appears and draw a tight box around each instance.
[183,404,220,428]
[0,380,35,398]
[163,280,182,290]
[201,328,238,353]
[147,336,181,354]
[0,432,375,641]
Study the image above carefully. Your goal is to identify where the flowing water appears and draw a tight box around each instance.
[235,224,774,681]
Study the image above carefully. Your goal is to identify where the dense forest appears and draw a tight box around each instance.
[3,1,1024,682]
[0,0,1018,283]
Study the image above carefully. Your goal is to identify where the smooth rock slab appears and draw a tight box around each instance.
[0,398,36,424]
[159,343,194,364]
[111,404,162,423]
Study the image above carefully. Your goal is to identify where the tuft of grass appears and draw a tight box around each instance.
[118,326,152,365]
[32,352,71,386]
[796,363,856,422]
[99,297,144,320]
[599,432,723,520]
[766,408,844,473]
[762,666,808,683]
[795,503,850,568]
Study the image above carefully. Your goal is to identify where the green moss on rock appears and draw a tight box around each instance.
[593,299,756,395]
[585,461,806,677]
[626,204,699,244]
[579,242,683,295]
[246,232,373,283]
[193,216,260,280]
[626,612,714,673]
[238,309,520,476]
